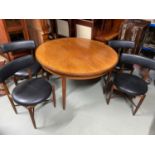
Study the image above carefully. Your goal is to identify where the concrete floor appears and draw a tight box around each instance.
[1,73,155,135]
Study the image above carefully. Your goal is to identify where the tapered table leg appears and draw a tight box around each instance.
[62,77,66,110]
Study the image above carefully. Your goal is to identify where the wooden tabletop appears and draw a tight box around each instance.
[36,38,118,79]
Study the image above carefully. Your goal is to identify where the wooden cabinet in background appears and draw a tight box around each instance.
[27,19,55,46]
[118,19,150,54]
[92,19,124,42]
[0,19,29,60]
[50,19,124,41]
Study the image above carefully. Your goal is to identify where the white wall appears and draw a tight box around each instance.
[56,20,92,39]
[76,24,91,39]
[56,20,69,37]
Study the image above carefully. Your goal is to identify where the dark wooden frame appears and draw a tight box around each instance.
[105,83,146,115]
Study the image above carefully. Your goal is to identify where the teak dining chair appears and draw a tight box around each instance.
[106,53,155,115]
[0,40,41,85]
[103,40,135,93]
[108,40,135,54]
[0,55,56,129]
[108,40,135,72]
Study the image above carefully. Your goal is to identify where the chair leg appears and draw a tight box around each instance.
[41,69,44,78]
[7,94,18,114]
[27,106,37,129]
[13,76,18,86]
[2,82,17,114]
[46,72,50,80]
[106,72,112,83]
[132,95,146,115]
[103,72,111,94]
[52,84,56,107]
[106,84,114,105]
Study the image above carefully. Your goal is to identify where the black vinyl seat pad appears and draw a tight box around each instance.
[14,62,41,78]
[114,73,148,96]
[12,78,52,106]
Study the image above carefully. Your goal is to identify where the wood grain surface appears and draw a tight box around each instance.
[36,38,118,79]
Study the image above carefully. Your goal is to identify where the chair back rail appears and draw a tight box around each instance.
[108,40,135,49]
[0,40,35,53]
[121,53,155,70]
[0,55,34,82]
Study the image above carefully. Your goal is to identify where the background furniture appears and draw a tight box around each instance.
[118,19,150,54]
[36,38,118,110]
[26,19,149,46]
[48,19,93,39]
[50,19,124,41]
[27,19,73,44]
[0,19,29,60]
[140,24,155,83]
[27,19,55,46]
[141,23,155,58]
[92,19,124,42]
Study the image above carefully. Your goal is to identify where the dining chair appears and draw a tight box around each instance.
[103,40,135,93]
[108,40,135,53]
[108,40,135,71]
[0,40,41,85]
[105,53,155,115]
[0,55,56,129]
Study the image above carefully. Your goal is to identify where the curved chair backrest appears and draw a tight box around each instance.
[108,40,135,49]
[0,40,35,53]
[0,55,34,83]
[121,53,155,70]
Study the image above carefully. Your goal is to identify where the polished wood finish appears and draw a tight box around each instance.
[36,38,118,109]
[36,38,118,78]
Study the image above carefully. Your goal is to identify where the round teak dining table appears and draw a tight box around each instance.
[36,38,118,110]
